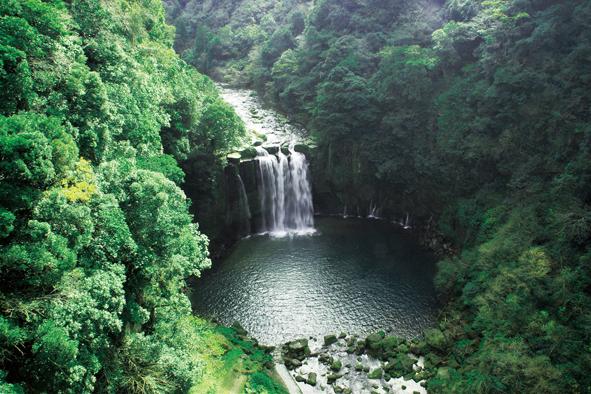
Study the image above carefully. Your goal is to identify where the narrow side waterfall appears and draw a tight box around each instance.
[236,174,252,235]
[255,146,315,236]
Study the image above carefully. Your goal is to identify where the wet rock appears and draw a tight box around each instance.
[295,375,306,382]
[264,145,279,154]
[284,358,302,369]
[331,359,343,372]
[339,332,347,339]
[227,152,241,164]
[307,372,317,386]
[384,353,416,376]
[368,368,383,379]
[240,146,258,160]
[327,372,344,384]
[319,353,332,364]
[231,321,248,337]
[355,340,366,354]
[355,362,364,371]
[324,334,338,346]
[366,332,385,357]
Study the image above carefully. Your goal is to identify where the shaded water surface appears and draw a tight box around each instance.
[192,217,439,345]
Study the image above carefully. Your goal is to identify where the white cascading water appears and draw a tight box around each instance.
[236,174,252,235]
[255,146,314,236]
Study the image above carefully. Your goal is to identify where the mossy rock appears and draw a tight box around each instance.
[307,372,317,386]
[283,357,302,370]
[368,368,383,379]
[264,145,279,154]
[227,152,241,164]
[424,328,447,351]
[409,340,427,355]
[240,146,258,159]
[293,143,317,156]
[324,334,338,346]
[327,372,344,383]
[366,333,383,349]
[286,338,309,353]
[319,353,331,364]
[331,359,343,372]
[355,362,364,371]
[384,353,415,377]
[355,340,366,354]
[231,321,248,336]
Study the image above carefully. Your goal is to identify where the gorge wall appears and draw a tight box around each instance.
[167,1,591,392]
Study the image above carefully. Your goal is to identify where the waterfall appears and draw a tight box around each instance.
[255,146,315,236]
[236,174,251,235]
[368,200,381,219]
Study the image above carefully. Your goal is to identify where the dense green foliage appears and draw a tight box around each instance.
[0,1,291,392]
[168,0,591,392]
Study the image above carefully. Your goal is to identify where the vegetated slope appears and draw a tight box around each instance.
[164,0,313,83]
[0,1,284,392]
[167,0,591,392]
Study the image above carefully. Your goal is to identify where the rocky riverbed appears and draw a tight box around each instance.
[277,328,451,394]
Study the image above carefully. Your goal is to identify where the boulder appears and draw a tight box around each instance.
[264,145,279,154]
[424,328,447,351]
[327,372,344,384]
[319,353,332,364]
[227,152,241,165]
[331,359,343,372]
[368,368,383,379]
[366,333,384,357]
[231,321,248,337]
[240,146,258,160]
[324,334,338,346]
[287,338,309,352]
[307,372,317,386]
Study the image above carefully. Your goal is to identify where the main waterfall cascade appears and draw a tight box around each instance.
[254,146,315,236]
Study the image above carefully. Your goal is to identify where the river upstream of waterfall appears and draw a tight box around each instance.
[191,86,439,349]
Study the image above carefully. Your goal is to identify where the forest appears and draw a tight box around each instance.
[0,0,287,392]
[1,0,590,393]
[167,0,591,392]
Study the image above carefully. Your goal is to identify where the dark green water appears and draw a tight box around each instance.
[192,217,439,345]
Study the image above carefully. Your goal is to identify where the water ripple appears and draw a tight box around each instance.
[192,217,440,345]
